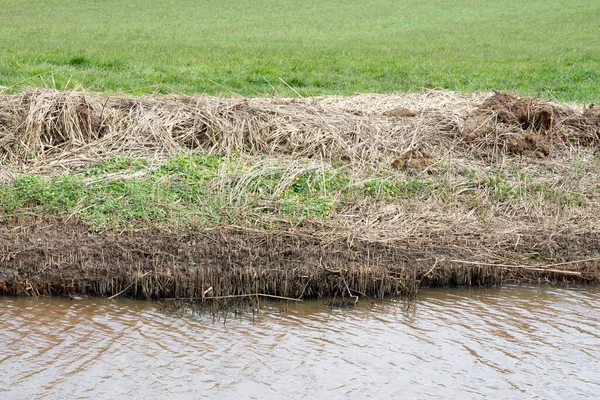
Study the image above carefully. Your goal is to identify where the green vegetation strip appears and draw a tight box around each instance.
[0,153,592,231]
[0,0,598,102]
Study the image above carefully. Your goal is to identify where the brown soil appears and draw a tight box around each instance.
[507,132,551,158]
[383,107,417,118]
[391,148,435,170]
[1,218,598,300]
[581,104,600,134]
[462,92,600,158]
[480,92,555,131]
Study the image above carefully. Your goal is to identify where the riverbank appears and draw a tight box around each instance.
[1,89,599,299]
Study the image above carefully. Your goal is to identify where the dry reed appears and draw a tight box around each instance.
[0,89,596,175]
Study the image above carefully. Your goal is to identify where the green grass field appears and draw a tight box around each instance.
[1,0,598,101]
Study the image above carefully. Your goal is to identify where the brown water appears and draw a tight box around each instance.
[1,285,599,399]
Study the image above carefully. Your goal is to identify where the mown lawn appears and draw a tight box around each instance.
[0,0,598,101]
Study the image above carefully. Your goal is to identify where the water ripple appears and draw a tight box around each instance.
[1,285,599,399]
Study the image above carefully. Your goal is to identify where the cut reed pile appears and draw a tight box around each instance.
[1,88,596,172]
[0,89,455,173]
[1,89,599,300]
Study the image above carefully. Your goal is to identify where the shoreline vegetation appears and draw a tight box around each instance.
[1,89,599,301]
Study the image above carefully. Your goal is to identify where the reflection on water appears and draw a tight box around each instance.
[1,285,599,399]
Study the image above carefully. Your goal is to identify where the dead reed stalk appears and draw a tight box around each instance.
[2,89,596,172]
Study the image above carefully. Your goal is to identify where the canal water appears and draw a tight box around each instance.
[1,285,599,399]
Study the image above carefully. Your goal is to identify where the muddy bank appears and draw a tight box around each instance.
[1,218,598,300]
[1,90,600,300]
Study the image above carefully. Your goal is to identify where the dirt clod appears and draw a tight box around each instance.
[480,92,554,132]
[391,148,435,169]
[507,133,551,158]
[461,92,600,158]
[383,107,417,118]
